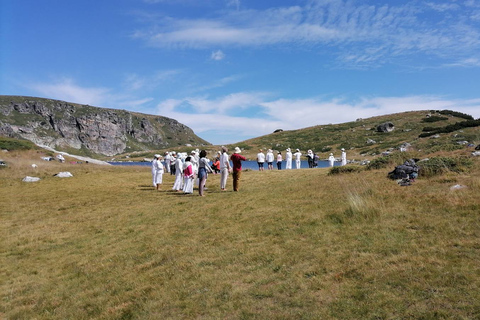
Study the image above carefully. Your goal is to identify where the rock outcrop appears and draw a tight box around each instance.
[0,96,209,156]
[376,122,395,133]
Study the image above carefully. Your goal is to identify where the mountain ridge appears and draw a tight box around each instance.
[0,95,210,157]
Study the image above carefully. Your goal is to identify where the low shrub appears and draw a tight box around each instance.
[0,137,37,151]
[422,116,448,123]
[419,156,473,177]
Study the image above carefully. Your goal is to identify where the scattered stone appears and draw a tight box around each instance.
[456,141,469,145]
[475,144,480,151]
[23,176,41,182]
[450,184,466,190]
[366,138,376,144]
[472,151,480,157]
[31,164,38,168]
[431,134,440,139]
[55,172,73,178]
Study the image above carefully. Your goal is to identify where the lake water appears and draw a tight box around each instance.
[108,160,339,170]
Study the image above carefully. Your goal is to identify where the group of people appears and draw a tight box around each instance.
[256,147,347,170]
[152,146,348,195]
[151,146,247,196]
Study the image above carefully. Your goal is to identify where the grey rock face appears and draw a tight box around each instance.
[0,96,209,156]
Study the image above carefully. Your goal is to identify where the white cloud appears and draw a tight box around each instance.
[156,92,480,144]
[211,50,225,60]
[30,78,111,106]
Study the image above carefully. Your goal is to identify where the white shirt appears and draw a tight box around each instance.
[266,152,274,162]
[257,152,265,163]
[286,151,292,161]
[294,152,302,160]
[220,153,230,169]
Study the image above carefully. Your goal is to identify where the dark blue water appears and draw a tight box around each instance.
[108,160,339,170]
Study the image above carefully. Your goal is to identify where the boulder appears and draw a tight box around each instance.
[376,122,395,133]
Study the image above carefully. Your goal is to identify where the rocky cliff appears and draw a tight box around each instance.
[0,96,210,156]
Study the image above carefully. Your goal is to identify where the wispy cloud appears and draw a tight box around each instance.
[211,50,225,60]
[133,0,480,68]
[29,78,112,107]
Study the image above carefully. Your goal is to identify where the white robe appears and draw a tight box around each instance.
[172,159,184,190]
[328,155,335,167]
[285,151,292,169]
[341,151,347,166]
[153,159,164,185]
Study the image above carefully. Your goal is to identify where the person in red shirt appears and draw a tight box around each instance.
[230,147,246,192]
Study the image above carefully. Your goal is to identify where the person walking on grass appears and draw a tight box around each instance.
[266,149,274,170]
[182,156,194,194]
[294,149,302,169]
[285,148,292,169]
[257,149,265,171]
[219,146,231,191]
[198,150,214,196]
[230,147,246,192]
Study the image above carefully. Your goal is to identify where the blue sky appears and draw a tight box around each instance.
[2,0,480,145]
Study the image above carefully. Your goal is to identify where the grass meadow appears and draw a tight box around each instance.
[2,150,480,319]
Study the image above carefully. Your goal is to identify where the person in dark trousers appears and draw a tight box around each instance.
[230,147,246,191]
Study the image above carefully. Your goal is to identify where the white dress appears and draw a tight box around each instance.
[286,151,292,169]
[153,159,164,184]
[294,152,302,169]
[341,151,347,166]
[172,158,184,190]
[328,155,335,167]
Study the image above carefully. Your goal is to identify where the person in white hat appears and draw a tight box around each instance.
[307,150,315,168]
[152,154,164,190]
[172,153,184,191]
[266,149,274,170]
[328,153,335,167]
[285,148,292,169]
[230,147,246,191]
[294,149,302,169]
[341,148,347,166]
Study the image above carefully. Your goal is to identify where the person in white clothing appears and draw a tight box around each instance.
[152,154,164,190]
[328,153,335,167]
[341,148,347,166]
[257,149,265,171]
[285,148,292,169]
[266,149,274,170]
[219,146,232,191]
[172,154,184,191]
[164,151,171,173]
[294,149,302,169]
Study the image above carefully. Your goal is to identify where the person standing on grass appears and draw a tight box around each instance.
[152,154,164,191]
[151,155,157,187]
[164,151,171,174]
[198,150,214,196]
[257,149,265,171]
[276,151,283,170]
[182,156,194,194]
[230,147,246,192]
[294,149,302,169]
[170,151,177,175]
[307,150,315,168]
[266,149,274,170]
[341,148,347,166]
[172,153,184,191]
[285,148,292,169]
[219,146,231,191]
[328,153,335,167]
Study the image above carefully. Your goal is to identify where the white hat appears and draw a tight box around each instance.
[341,148,345,151]
[330,153,333,156]
[154,154,161,158]
[286,148,291,152]
[308,149,312,153]
[296,149,300,152]
[234,147,241,153]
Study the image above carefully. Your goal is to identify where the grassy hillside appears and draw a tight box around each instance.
[1,147,480,319]
[222,110,479,160]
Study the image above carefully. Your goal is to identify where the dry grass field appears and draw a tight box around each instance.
[1,149,480,319]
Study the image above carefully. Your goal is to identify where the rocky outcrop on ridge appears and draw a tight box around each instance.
[0,96,209,156]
